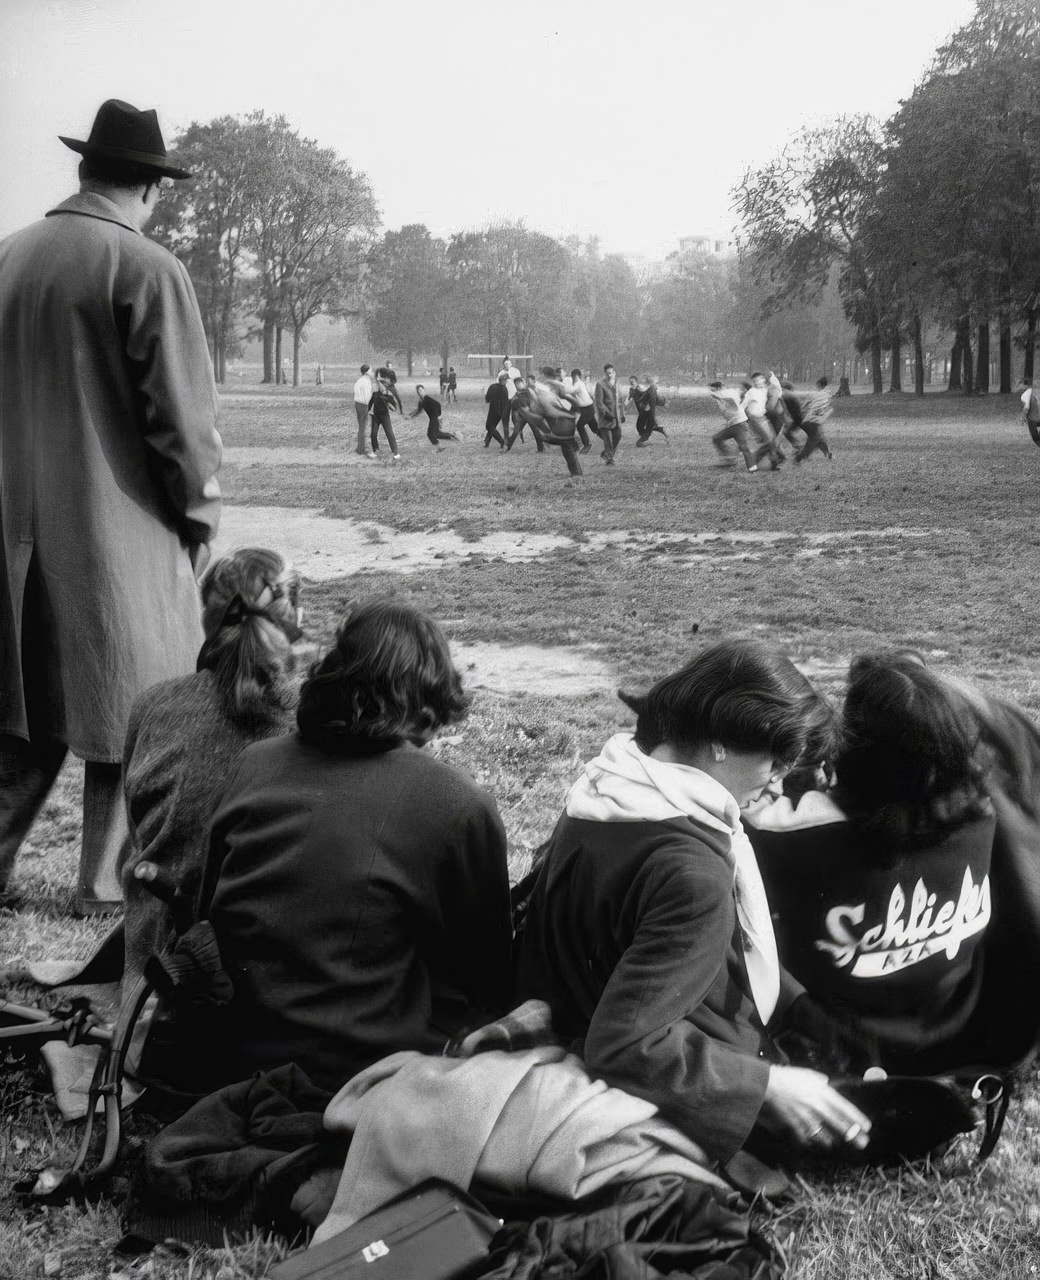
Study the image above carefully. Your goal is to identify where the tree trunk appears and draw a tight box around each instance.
[293,326,302,386]
[889,331,903,392]
[975,322,989,393]
[870,332,883,393]
[275,326,284,384]
[1025,310,1038,383]
[911,314,924,396]
[406,345,413,376]
[261,320,274,383]
[948,342,961,391]
[962,331,974,395]
[999,318,1012,393]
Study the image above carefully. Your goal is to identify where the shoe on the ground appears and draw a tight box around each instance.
[393,453,401,461]
[636,440,649,448]
[748,466,759,473]
[580,443,591,454]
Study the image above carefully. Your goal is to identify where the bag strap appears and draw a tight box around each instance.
[972,1072,1012,1162]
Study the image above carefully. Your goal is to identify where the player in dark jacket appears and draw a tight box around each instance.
[410,385,460,447]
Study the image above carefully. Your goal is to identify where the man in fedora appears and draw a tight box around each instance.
[0,99,222,914]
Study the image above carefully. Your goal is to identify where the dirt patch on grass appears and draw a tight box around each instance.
[215,506,570,577]
[453,641,614,697]
[216,505,938,580]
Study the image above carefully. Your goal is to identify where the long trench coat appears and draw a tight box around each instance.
[0,192,222,761]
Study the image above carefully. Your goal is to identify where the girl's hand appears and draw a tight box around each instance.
[760,1064,872,1151]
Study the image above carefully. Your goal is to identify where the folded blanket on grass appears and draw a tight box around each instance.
[313,1044,726,1245]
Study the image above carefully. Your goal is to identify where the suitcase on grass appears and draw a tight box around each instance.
[270,1180,500,1280]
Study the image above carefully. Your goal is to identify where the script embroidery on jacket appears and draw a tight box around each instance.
[814,867,991,977]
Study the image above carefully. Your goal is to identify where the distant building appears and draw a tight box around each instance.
[677,233,737,258]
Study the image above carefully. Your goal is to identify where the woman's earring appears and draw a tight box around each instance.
[712,743,726,763]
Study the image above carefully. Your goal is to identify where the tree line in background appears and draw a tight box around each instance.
[153,111,378,384]
[156,0,1037,392]
[736,0,1040,395]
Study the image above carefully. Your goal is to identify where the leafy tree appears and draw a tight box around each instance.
[733,116,894,393]
[155,117,256,381]
[568,242,643,371]
[873,0,1040,392]
[271,142,377,384]
[159,112,377,384]
[643,252,740,377]
[364,225,447,374]
[447,221,579,372]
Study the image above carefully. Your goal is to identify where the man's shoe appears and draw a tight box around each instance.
[580,443,591,454]
[393,453,401,461]
[748,466,759,473]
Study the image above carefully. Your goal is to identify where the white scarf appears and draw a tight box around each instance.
[566,732,781,1025]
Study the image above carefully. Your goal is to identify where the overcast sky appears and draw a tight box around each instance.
[2,0,976,259]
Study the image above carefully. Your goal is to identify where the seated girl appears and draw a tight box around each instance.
[746,651,1040,1076]
[515,638,871,1166]
[191,598,513,1093]
[121,548,303,993]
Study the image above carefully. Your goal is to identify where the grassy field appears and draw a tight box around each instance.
[1,383,1039,1278]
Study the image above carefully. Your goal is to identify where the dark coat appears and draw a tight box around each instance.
[485,382,509,413]
[197,734,514,1092]
[750,811,997,1071]
[516,813,779,1162]
[0,193,222,759]
[121,670,295,990]
[594,378,625,429]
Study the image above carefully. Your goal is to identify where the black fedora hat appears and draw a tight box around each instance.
[59,99,191,180]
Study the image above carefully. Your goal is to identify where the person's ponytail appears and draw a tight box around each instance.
[196,549,301,728]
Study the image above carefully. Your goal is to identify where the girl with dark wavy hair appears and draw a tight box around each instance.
[517,638,871,1168]
[748,651,1040,1076]
[121,548,302,990]
[190,597,512,1094]
[295,597,468,751]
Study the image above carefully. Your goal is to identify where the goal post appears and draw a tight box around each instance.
[467,354,534,379]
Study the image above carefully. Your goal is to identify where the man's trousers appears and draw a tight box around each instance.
[0,734,128,913]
